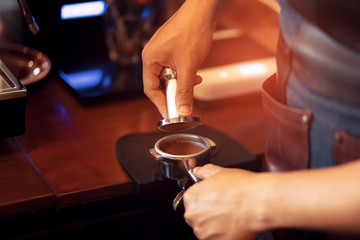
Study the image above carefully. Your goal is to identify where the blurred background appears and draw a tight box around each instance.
[0,0,278,102]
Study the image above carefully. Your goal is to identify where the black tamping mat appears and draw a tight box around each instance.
[116,125,262,202]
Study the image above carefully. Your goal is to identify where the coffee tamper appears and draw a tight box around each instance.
[157,68,202,132]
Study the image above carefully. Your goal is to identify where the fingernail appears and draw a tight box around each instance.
[179,105,191,115]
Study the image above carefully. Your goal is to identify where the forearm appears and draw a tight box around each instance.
[161,0,227,59]
[262,160,360,235]
[178,0,227,27]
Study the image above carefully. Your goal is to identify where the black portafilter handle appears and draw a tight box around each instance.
[173,169,201,211]
[187,169,201,184]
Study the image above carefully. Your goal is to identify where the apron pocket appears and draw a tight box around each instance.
[334,130,360,165]
[262,74,312,172]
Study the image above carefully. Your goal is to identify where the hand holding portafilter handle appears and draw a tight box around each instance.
[173,169,201,211]
[157,68,202,131]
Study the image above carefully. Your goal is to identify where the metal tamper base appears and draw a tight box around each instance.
[157,116,202,132]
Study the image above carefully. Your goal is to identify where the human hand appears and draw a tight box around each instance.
[142,0,221,118]
[183,164,268,240]
[184,161,360,239]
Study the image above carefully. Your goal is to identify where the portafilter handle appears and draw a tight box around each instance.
[173,169,201,211]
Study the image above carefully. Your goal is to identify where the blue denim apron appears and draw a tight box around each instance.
[259,1,360,239]
[279,0,360,168]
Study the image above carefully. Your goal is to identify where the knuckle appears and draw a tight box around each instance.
[143,88,150,97]
[177,88,193,97]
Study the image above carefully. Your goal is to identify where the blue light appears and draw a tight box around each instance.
[141,6,152,19]
[61,1,107,20]
[59,69,104,89]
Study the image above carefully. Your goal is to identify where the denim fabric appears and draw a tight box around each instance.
[286,72,360,168]
[279,0,360,168]
[258,232,274,240]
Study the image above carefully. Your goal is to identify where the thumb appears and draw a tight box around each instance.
[192,164,224,180]
[176,69,196,116]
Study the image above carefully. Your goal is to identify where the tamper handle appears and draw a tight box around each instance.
[157,68,202,131]
[160,68,178,119]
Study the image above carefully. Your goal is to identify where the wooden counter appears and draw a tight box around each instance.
[0,138,55,216]
[14,70,267,208]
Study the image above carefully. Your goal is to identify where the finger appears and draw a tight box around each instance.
[147,88,168,118]
[194,74,203,85]
[175,68,196,116]
[192,164,224,179]
[143,63,168,118]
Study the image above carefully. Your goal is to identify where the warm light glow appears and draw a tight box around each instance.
[195,57,276,101]
[33,67,40,76]
[237,63,267,76]
[219,71,228,78]
[28,60,34,68]
[61,1,107,20]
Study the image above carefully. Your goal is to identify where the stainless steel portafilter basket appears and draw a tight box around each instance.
[149,133,216,210]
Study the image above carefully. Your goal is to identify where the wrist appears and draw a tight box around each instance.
[181,0,226,28]
[247,173,281,233]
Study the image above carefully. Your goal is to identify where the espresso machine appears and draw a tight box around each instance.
[0,60,26,138]
[0,0,40,138]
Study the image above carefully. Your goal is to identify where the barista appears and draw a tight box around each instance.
[142,0,360,239]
